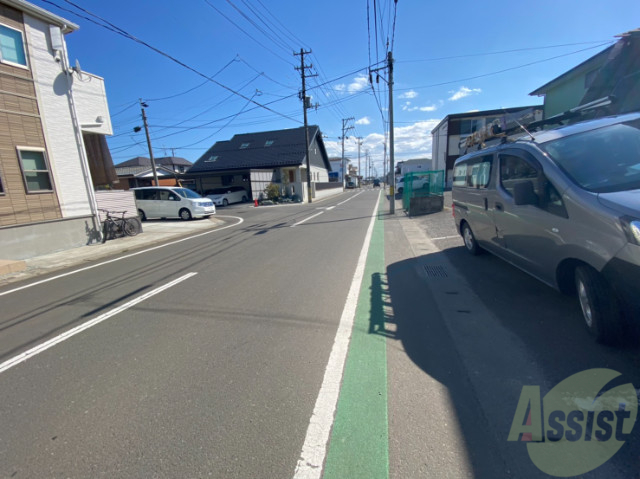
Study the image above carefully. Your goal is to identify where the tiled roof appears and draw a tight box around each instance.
[189,126,322,173]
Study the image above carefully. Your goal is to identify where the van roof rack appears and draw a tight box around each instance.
[526,96,615,131]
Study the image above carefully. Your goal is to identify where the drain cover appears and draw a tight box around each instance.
[423,265,448,278]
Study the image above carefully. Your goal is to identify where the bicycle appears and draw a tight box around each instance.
[100,210,139,243]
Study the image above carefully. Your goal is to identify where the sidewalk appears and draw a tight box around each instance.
[0,217,225,287]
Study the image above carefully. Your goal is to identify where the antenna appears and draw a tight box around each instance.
[503,108,535,141]
[72,59,86,81]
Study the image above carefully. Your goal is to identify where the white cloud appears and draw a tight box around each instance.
[323,120,441,171]
[356,116,371,125]
[402,102,438,112]
[335,75,369,94]
[448,86,481,101]
[399,90,418,99]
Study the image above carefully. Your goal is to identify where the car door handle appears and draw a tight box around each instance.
[495,202,504,211]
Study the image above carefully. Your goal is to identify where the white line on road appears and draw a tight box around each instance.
[293,191,380,479]
[336,190,364,206]
[0,216,243,297]
[0,273,198,375]
[430,235,461,241]
[290,211,324,227]
[326,206,335,211]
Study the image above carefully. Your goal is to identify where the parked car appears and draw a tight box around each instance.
[205,186,249,206]
[346,181,356,189]
[396,175,428,194]
[373,179,380,187]
[133,186,215,221]
[452,112,640,345]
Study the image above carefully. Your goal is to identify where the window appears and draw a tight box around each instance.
[265,140,274,147]
[499,153,538,198]
[0,24,27,67]
[453,154,493,188]
[0,174,4,195]
[460,119,481,135]
[204,155,219,163]
[239,143,250,149]
[18,148,53,193]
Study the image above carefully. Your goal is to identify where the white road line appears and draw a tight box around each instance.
[326,206,335,211]
[430,235,461,241]
[336,190,364,206]
[0,272,198,375]
[290,211,324,228]
[0,216,243,297]
[293,191,380,479]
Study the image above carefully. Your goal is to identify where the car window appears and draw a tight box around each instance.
[540,120,640,193]
[139,189,158,200]
[174,188,202,199]
[542,181,568,218]
[453,154,493,188]
[500,153,539,197]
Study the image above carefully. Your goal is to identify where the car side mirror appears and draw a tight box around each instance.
[513,180,538,206]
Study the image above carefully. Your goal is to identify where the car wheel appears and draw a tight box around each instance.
[223,199,229,207]
[575,265,623,345]
[138,209,147,221]
[461,222,481,256]
[179,208,192,221]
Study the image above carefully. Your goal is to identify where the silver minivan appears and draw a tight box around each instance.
[133,187,216,221]
[453,112,640,345]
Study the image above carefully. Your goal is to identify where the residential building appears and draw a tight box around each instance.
[187,125,332,202]
[329,157,349,183]
[431,106,542,187]
[530,29,640,120]
[0,0,115,260]
[114,156,193,189]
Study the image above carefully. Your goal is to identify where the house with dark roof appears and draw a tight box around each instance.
[114,156,193,189]
[187,125,332,202]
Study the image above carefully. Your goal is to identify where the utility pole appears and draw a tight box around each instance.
[388,51,396,213]
[341,117,354,190]
[138,99,160,187]
[295,48,317,204]
[356,137,363,187]
[383,141,387,186]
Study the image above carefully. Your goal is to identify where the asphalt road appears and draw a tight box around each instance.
[1,188,639,479]
[0,190,379,478]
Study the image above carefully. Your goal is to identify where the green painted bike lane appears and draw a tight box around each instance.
[323,200,389,479]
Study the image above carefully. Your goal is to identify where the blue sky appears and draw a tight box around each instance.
[30,0,640,175]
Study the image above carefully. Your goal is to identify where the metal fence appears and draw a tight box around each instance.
[402,170,445,211]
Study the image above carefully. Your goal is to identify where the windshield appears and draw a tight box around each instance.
[207,188,227,195]
[174,188,202,199]
[541,120,640,193]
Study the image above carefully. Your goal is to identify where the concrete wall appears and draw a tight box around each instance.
[0,215,97,260]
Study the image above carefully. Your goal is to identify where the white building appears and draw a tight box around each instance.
[0,0,114,259]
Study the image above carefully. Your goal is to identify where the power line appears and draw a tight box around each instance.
[397,40,615,64]
[398,42,614,92]
[47,0,302,124]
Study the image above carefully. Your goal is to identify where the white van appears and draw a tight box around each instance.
[133,187,216,221]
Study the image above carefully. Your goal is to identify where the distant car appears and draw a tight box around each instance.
[205,186,249,206]
[396,175,428,194]
[373,179,380,187]
[346,181,356,189]
[133,186,215,221]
